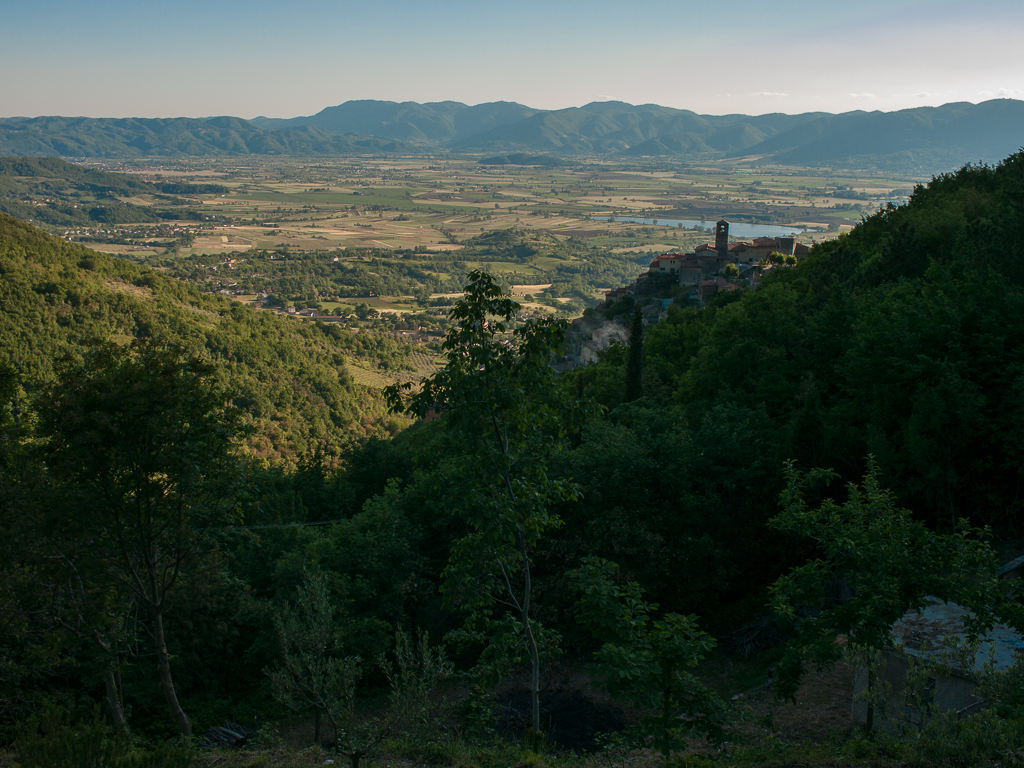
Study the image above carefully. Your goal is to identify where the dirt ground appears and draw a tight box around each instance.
[486,656,855,755]
[732,662,856,746]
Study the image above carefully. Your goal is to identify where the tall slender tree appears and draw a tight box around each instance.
[386,271,586,735]
[40,341,246,736]
[625,304,644,402]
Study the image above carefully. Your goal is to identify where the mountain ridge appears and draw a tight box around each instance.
[2,99,1022,174]
[0,115,422,158]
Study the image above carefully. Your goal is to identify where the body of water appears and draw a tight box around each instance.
[595,216,820,239]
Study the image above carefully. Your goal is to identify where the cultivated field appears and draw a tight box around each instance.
[50,155,919,354]
[76,155,917,259]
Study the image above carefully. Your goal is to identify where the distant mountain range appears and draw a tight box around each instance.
[249,99,542,143]
[2,99,1022,174]
[0,115,420,159]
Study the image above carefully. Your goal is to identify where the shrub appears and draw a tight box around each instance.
[16,703,192,768]
[912,710,1024,768]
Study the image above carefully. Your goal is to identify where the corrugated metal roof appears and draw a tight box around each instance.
[893,596,1024,673]
[996,555,1024,579]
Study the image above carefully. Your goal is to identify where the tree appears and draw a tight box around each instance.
[625,304,644,402]
[268,571,361,761]
[34,531,137,735]
[0,367,62,725]
[354,303,377,320]
[385,270,587,735]
[572,557,728,761]
[40,341,246,736]
[768,458,1007,730]
[268,571,451,768]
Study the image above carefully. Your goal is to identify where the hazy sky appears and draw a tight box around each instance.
[2,0,1021,119]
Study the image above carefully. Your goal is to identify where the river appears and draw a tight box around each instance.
[595,216,820,239]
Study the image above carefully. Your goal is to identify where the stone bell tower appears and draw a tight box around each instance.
[715,220,729,258]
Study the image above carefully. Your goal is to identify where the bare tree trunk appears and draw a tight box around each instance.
[519,531,540,735]
[865,667,875,733]
[152,608,191,736]
[104,669,128,735]
[524,615,541,736]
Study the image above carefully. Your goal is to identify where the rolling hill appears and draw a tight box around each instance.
[0,211,400,462]
[251,99,541,143]
[723,99,1024,171]
[0,116,421,158]
[0,156,221,227]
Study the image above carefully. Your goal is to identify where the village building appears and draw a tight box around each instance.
[639,221,812,293]
[603,284,634,303]
[649,253,704,286]
[852,586,1024,729]
[698,278,741,303]
[578,220,812,369]
[693,222,810,265]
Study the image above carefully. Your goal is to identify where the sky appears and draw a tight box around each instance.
[2,0,1022,119]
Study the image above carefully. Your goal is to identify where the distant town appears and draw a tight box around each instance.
[563,220,808,367]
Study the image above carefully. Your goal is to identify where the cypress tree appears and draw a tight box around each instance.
[625,304,644,402]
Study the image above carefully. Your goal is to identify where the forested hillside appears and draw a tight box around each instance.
[586,151,1024,532]
[2,153,1024,768]
[0,157,220,227]
[252,99,542,143]
[0,116,420,158]
[0,213,407,461]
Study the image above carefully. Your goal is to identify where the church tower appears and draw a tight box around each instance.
[715,220,729,258]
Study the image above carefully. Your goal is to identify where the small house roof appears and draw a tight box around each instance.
[892,596,1024,674]
[997,554,1024,579]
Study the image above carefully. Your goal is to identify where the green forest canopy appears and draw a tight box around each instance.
[585,151,1024,533]
[0,212,411,463]
[2,151,1024,760]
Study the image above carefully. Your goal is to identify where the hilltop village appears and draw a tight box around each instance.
[565,220,810,367]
